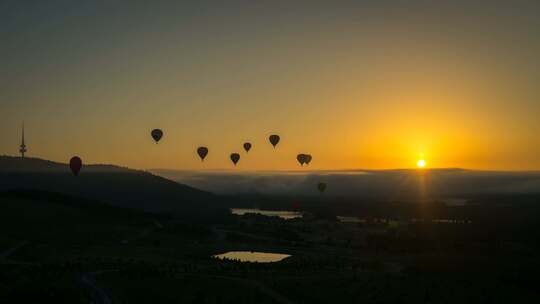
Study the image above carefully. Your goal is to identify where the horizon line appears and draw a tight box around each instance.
[3,155,540,173]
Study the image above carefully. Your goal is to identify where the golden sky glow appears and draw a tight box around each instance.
[1,2,539,170]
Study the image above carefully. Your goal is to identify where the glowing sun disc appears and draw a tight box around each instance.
[417,159,426,168]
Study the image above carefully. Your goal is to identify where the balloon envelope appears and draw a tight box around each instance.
[269,134,280,148]
[317,182,327,193]
[151,129,163,143]
[197,147,208,161]
[305,154,312,165]
[243,142,252,153]
[230,153,240,165]
[69,156,82,176]
[296,154,307,166]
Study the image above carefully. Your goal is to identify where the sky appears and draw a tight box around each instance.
[1,1,539,170]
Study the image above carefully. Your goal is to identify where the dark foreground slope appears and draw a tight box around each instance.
[0,190,224,303]
[0,190,155,248]
[0,156,219,218]
[0,190,156,303]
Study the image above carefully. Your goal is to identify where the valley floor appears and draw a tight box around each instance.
[1,193,539,303]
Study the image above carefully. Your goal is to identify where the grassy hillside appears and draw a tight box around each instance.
[0,156,220,217]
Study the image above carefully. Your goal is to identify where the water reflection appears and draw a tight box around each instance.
[231,208,302,220]
[213,251,291,263]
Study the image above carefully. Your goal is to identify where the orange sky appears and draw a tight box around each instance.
[1,2,539,170]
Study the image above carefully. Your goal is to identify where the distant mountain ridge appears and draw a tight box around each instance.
[0,156,219,217]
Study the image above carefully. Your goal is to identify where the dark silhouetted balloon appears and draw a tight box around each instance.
[243,142,252,153]
[297,154,307,166]
[305,154,312,165]
[151,129,163,143]
[197,147,208,161]
[70,156,82,176]
[317,182,327,193]
[269,134,280,148]
[230,153,240,166]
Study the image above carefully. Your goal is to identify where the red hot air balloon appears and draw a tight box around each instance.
[151,129,163,143]
[269,134,280,148]
[243,142,252,153]
[230,153,240,166]
[197,147,208,161]
[70,156,82,176]
[305,154,312,165]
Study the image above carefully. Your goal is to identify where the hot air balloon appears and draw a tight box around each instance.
[243,142,252,153]
[70,156,82,176]
[197,147,208,161]
[230,153,240,166]
[317,182,327,193]
[305,154,312,165]
[296,154,307,166]
[151,129,163,143]
[268,134,280,148]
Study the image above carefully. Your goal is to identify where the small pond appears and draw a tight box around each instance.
[231,208,302,220]
[213,251,291,263]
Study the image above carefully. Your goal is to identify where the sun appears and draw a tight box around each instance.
[417,159,426,168]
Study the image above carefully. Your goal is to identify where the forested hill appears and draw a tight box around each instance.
[0,156,220,218]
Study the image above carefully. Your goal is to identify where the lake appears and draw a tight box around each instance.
[231,208,302,219]
[213,251,291,263]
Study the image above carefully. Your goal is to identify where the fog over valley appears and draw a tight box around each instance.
[152,169,540,199]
